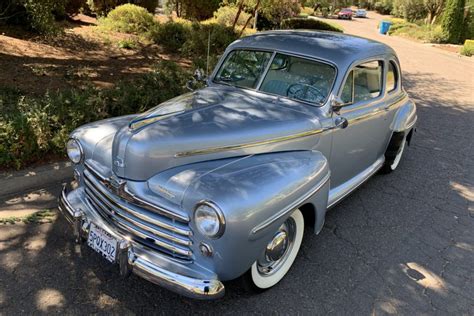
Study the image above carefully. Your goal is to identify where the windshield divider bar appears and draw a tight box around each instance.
[255,51,276,90]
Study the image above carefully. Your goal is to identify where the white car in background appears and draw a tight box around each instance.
[355,9,368,18]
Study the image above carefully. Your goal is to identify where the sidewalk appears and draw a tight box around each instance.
[0,161,73,219]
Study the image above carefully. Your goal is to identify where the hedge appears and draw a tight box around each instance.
[0,61,188,170]
[280,18,343,33]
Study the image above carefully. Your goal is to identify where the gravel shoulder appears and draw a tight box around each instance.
[0,12,473,315]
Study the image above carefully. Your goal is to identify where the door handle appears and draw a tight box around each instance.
[335,117,349,129]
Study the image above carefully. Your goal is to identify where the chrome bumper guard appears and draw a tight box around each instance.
[58,184,225,300]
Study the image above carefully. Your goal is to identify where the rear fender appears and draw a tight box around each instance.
[391,97,417,133]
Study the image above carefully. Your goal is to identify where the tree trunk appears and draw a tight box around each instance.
[232,0,245,31]
[240,0,261,36]
[427,10,434,24]
[253,10,258,29]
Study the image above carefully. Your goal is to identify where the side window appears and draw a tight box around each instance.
[387,61,398,92]
[341,61,383,104]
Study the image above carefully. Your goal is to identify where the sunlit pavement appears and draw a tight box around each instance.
[0,12,473,314]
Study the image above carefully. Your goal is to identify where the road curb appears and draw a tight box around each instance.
[0,161,73,198]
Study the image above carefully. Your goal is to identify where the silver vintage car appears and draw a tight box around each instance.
[59,31,417,299]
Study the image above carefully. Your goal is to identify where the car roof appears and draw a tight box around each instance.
[228,30,395,69]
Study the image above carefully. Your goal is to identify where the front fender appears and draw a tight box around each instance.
[391,96,417,132]
[180,151,330,281]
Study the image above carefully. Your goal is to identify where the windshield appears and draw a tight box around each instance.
[214,50,273,89]
[214,50,336,105]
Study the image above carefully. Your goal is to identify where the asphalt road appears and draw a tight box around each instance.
[1,12,473,315]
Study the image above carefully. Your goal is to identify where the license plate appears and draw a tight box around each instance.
[87,223,118,263]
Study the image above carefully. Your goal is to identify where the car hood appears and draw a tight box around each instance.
[83,86,322,181]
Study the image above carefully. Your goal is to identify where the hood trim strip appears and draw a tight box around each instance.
[175,127,330,158]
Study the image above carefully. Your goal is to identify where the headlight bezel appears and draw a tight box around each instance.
[194,200,226,239]
[66,138,84,164]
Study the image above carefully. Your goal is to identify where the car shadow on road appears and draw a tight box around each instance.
[0,71,473,313]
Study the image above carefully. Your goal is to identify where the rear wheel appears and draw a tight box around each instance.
[382,132,407,173]
[241,209,304,291]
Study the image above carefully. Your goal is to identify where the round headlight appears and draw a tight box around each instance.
[194,201,225,239]
[66,138,83,164]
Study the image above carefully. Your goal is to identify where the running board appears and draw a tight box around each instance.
[328,156,385,209]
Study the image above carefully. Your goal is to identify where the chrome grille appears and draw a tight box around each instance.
[83,166,193,261]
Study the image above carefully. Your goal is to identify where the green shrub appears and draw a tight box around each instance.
[461,7,474,41]
[0,89,40,169]
[0,61,189,170]
[280,18,344,32]
[117,38,138,49]
[166,0,221,21]
[150,19,238,64]
[392,0,427,22]
[182,23,238,58]
[87,0,157,16]
[374,1,393,14]
[213,5,251,27]
[386,18,447,43]
[0,0,66,34]
[441,0,466,43]
[151,21,190,53]
[300,7,315,16]
[98,4,155,34]
[461,39,474,56]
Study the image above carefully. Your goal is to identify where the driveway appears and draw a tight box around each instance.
[0,12,473,314]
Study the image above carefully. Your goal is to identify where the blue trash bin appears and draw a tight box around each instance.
[379,21,392,35]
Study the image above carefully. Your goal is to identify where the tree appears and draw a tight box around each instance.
[461,0,474,41]
[424,0,444,23]
[441,0,465,42]
[166,0,221,20]
[393,0,428,21]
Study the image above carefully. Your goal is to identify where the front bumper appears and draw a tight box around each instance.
[58,184,225,300]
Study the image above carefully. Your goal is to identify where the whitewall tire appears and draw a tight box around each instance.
[247,208,304,290]
[389,137,406,171]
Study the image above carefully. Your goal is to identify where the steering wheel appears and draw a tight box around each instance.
[287,83,325,103]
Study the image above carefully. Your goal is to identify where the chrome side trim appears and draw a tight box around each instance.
[251,172,330,235]
[328,156,385,208]
[348,107,385,124]
[175,127,331,158]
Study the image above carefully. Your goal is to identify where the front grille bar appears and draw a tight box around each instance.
[84,161,189,223]
[83,172,191,237]
[82,167,193,260]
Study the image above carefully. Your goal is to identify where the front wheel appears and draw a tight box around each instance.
[241,208,304,291]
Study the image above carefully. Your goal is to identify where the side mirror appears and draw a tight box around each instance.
[187,68,207,91]
[193,68,206,82]
[330,95,344,114]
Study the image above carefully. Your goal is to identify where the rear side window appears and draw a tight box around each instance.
[341,61,383,104]
[387,61,398,92]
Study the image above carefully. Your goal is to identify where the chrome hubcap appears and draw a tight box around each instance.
[266,231,288,262]
[257,217,296,276]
